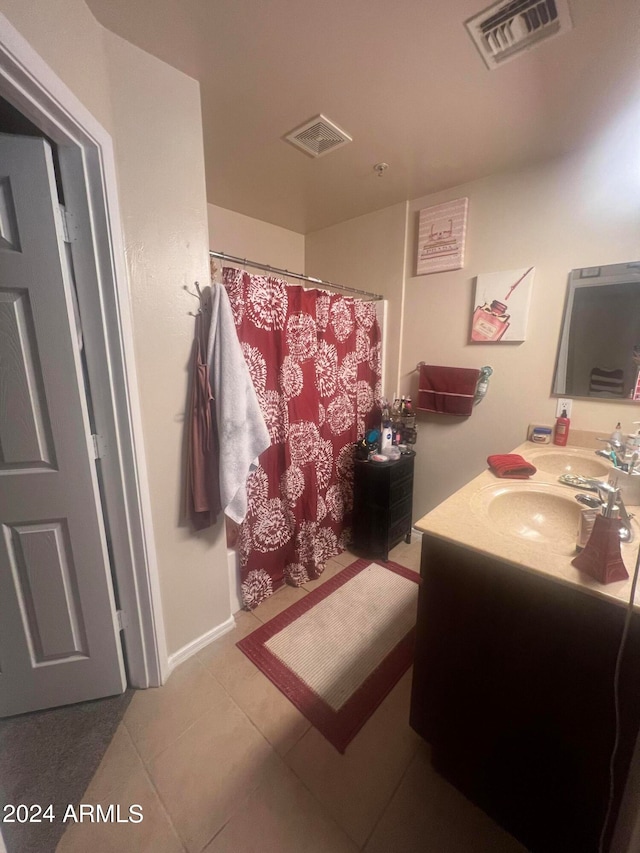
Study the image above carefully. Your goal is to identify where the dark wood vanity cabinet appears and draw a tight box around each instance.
[351,452,414,560]
[410,534,640,853]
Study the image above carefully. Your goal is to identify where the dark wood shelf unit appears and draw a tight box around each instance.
[351,451,415,561]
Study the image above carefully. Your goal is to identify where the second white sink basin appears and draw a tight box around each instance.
[527,448,609,478]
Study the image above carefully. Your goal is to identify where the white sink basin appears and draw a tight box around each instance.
[527,448,609,478]
[471,482,582,555]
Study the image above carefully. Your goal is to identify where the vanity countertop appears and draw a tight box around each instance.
[414,440,640,611]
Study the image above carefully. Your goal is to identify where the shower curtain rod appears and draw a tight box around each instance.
[209,250,383,301]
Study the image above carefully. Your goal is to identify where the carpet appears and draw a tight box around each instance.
[237,559,419,752]
[0,689,134,853]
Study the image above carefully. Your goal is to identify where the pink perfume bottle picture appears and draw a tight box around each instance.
[471,299,510,342]
[471,266,533,343]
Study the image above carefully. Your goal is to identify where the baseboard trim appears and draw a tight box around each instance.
[167,615,236,673]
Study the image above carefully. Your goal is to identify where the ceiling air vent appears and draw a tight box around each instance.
[284,114,352,158]
[465,0,573,69]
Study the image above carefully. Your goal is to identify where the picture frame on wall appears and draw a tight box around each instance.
[416,197,468,275]
[470,266,535,343]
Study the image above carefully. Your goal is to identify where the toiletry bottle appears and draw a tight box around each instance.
[380,421,392,452]
[624,422,640,463]
[380,398,392,452]
[474,366,493,404]
[402,397,417,446]
[391,397,402,445]
[553,408,570,446]
[611,422,623,444]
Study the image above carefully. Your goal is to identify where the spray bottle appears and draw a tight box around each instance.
[553,408,571,447]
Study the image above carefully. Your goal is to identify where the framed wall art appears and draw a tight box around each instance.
[470,266,535,343]
[416,197,468,275]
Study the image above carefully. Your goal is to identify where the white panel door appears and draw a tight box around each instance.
[0,133,126,716]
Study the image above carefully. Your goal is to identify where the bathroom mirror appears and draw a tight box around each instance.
[553,261,640,400]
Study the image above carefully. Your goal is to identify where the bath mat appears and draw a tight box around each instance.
[237,559,419,752]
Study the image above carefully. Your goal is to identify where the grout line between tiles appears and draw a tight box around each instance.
[358,740,420,851]
[130,673,279,853]
[198,812,234,853]
[144,768,188,852]
[124,734,189,853]
[217,640,314,757]
[121,662,231,766]
[280,718,313,757]
[275,751,366,851]
[183,661,297,849]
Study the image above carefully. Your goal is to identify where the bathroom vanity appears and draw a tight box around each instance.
[410,442,640,853]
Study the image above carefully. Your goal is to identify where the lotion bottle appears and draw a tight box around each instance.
[553,408,570,446]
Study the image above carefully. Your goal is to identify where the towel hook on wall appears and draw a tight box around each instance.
[184,282,203,316]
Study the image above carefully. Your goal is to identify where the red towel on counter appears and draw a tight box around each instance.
[487,454,537,479]
[417,365,480,416]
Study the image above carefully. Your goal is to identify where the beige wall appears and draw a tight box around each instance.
[402,145,640,520]
[306,202,408,399]
[305,127,640,522]
[104,33,230,655]
[1,0,113,132]
[1,0,231,658]
[208,204,305,272]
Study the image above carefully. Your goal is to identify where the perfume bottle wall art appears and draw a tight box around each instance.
[471,267,535,343]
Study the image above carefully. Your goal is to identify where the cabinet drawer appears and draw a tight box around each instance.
[389,496,412,525]
[390,457,413,480]
[387,514,411,546]
[390,474,414,504]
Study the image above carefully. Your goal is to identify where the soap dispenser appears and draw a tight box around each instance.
[571,489,629,584]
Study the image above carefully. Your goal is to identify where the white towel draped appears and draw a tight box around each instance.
[206,283,270,523]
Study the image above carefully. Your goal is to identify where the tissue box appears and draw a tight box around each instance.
[607,469,640,505]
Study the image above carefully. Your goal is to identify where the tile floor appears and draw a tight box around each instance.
[56,542,527,852]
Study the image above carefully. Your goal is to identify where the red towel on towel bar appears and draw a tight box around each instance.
[487,454,537,479]
[417,365,480,416]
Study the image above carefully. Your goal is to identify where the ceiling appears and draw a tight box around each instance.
[86,0,639,234]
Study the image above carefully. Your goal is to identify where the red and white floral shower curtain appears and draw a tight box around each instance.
[223,267,381,610]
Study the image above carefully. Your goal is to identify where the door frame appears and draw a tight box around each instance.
[0,14,168,688]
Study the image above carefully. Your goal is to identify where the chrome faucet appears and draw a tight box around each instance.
[595,442,626,469]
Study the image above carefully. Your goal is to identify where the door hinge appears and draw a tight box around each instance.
[91,433,107,459]
[58,204,77,243]
[116,610,127,631]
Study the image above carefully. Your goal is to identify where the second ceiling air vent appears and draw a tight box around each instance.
[284,115,352,158]
[465,0,573,69]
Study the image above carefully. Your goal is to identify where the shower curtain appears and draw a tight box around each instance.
[223,267,381,609]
